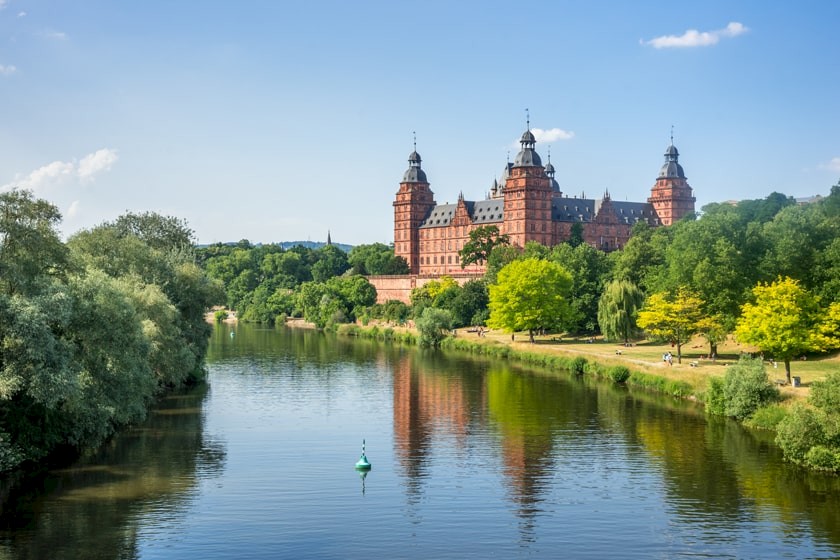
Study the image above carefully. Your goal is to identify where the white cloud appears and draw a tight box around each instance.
[532,127,575,143]
[66,200,80,218]
[42,30,68,41]
[643,22,748,49]
[0,1,8,10]
[78,148,119,181]
[0,64,16,76]
[18,11,26,17]
[1,148,118,194]
[821,157,840,173]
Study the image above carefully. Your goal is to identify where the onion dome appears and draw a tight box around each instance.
[402,150,427,182]
[513,126,542,167]
[658,141,685,179]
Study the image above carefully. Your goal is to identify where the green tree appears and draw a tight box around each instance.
[311,244,350,282]
[459,225,509,268]
[415,307,453,348]
[348,243,409,275]
[597,279,644,343]
[0,189,69,296]
[487,258,574,342]
[568,222,584,247]
[637,287,704,363]
[550,242,611,333]
[705,356,779,420]
[484,244,522,284]
[448,279,489,327]
[109,211,195,252]
[735,277,839,384]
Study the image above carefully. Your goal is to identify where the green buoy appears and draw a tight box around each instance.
[355,439,371,470]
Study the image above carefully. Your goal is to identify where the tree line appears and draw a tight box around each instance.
[0,190,220,472]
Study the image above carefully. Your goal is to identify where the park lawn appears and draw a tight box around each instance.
[455,328,840,402]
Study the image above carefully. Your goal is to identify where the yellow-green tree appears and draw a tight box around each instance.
[637,287,704,363]
[735,277,840,384]
[487,258,573,342]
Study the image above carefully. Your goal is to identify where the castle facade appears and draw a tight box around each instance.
[393,127,696,275]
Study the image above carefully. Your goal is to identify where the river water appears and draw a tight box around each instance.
[1,324,839,559]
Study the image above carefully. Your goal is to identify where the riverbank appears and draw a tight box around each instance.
[340,323,840,403]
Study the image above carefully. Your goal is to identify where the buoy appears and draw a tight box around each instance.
[355,439,371,470]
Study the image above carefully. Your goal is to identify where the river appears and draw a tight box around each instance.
[1,324,838,559]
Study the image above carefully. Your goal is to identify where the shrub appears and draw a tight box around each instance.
[704,376,726,416]
[804,445,840,472]
[570,356,587,376]
[705,356,778,420]
[607,365,631,383]
[213,309,228,323]
[775,404,825,465]
[416,308,453,348]
[744,404,788,431]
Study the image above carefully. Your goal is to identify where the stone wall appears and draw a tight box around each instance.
[367,273,483,304]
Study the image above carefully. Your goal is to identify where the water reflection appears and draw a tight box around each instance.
[0,383,224,560]
[2,324,839,559]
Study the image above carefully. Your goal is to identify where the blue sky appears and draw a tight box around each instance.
[1,1,838,245]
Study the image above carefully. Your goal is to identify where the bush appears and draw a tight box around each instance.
[213,309,228,323]
[607,365,631,383]
[744,404,788,431]
[775,404,825,465]
[705,356,778,420]
[570,356,587,376]
[804,445,840,472]
[416,308,453,348]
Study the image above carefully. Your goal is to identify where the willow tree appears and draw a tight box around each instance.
[597,279,644,344]
[487,258,574,343]
[637,287,704,363]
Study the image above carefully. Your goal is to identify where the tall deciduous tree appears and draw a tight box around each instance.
[637,287,704,363]
[597,279,644,344]
[459,225,509,268]
[487,258,574,342]
[735,277,840,384]
[0,190,68,296]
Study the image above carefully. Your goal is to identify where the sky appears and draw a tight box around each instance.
[1,1,839,246]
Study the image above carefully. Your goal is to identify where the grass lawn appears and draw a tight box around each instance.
[454,328,840,402]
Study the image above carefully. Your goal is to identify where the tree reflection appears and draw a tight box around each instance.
[0,382,225,560]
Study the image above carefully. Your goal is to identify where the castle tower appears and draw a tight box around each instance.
[502,119,553,247]
[647,137,696,226]
[394,146,435,274]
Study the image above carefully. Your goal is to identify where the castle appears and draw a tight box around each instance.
[392,126,696,276]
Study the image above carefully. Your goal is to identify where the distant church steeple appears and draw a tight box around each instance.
[326,230,332,246]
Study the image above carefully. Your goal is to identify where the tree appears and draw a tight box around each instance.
[550,242,610,333]
[416,307,453,348]
[705,356,779,420]
[348,243,409,275]
[109,211,195,252]
[597,279,644,343]
[637,287,704,363]
[484,244,522,284]
[459,225,510,268]
[487,258,574,342]
[311,244,350,282]
[735,277,839,384]
[0,189,69,296]
[568,222,584,247]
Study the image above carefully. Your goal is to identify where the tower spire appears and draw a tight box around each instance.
[526,107,530,131]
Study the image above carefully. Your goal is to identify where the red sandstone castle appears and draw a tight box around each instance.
[393,126,695,275]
